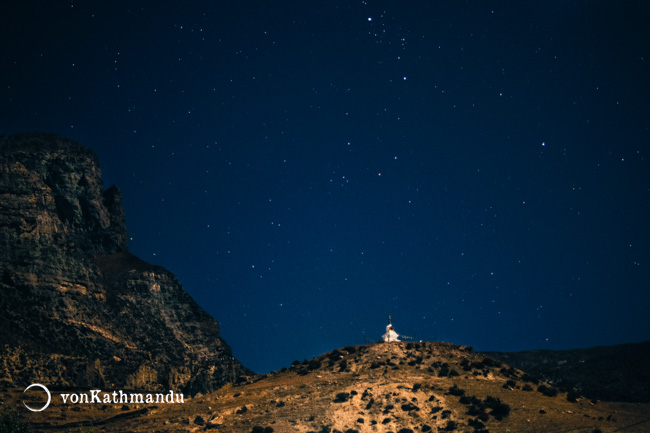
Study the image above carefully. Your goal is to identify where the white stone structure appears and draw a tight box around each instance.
[382,316,400,342]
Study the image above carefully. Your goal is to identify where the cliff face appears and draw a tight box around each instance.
[0,133,250,394]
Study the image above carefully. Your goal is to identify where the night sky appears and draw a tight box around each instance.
[2,1,649,374]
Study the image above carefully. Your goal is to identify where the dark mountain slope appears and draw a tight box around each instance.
[485,341,650,403]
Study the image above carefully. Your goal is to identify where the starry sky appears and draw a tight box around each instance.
[2,1,649,374]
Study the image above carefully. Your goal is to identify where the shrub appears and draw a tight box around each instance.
[307,359,321,370]
[333,392,350,403]
[400,403,419,411]
[471,361,485,370]
[482,357,502,367]
[537,385,559,397]
[521,373,539,384]
[567,390,579,403]
[484,396,510,420]
[236,406,248,414]
[448,385,465,396]
[468,418,485,429]
[466,405,489,421]
[501,367,517,377]
[443,420,457,431]
[522,384,533,391]
[306,426,331,433]
[0,410,28,433]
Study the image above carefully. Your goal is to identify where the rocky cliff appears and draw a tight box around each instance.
[0,132,251,395]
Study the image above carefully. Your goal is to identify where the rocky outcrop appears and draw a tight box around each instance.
[0,133,250,394]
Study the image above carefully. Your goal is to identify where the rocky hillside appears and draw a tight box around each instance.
[11,341,650,432]
[0,133,250,395]
[484,341,650,403]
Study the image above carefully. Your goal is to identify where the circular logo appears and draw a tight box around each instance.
[23,383,51,412]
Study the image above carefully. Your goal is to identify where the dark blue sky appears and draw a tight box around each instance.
[2,1,649,373]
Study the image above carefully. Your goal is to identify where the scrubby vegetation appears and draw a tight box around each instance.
[521,373,539,384]
[537,384,559,397]
[333,392,350,403]
[459,393,511,422]
[305,426,333,433]
[0,410,28,433]
[484,396,511,420]
[448,385,465,396]
[567,390,580,402]
[307,359,322,370]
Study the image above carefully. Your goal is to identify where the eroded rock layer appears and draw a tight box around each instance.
[0,133,250,394]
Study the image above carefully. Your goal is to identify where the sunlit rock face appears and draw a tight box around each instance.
[0,133,251,394]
